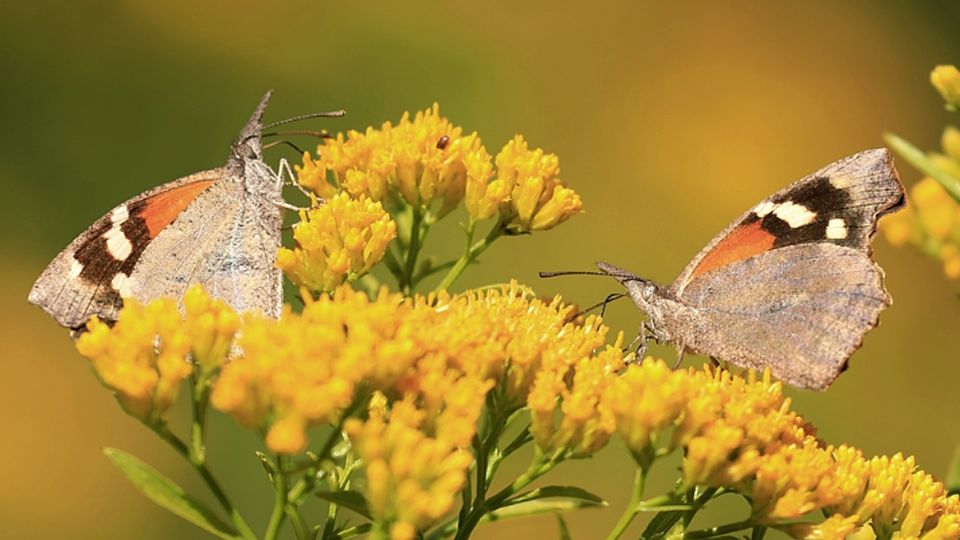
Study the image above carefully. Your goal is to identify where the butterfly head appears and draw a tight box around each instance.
[229,90,273,166]
[595,261,663,308]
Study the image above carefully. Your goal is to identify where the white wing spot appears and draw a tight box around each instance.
[753,200,776,217]
[111,272,133,297]
[104,226,133,260]
[773,201,817,228]
[829,176,853,189]
[68,257,83,279]
[110,205,129,224]
[826,218,848,239]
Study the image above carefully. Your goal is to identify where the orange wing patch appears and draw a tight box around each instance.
[691,220,775,279]
[137,180,216,236]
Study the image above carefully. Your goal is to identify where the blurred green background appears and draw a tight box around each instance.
[4,1,960,538]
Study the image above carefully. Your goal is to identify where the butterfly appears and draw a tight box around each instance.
[562,149,905,390]
[29,91,293,331]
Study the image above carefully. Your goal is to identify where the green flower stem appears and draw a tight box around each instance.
[148,422,257,540]
[604,467,647,540]
[189,373,211,464]
[382,247,404,287]
[402,206,426,293]
[434,219,505,293]
[684,519,755,539]
[264,454,290,540]
[451,450,563,540]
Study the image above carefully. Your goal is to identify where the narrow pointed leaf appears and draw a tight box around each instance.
[103,448,239,539]
[481,498,603,524]
[502,485,606,508]
[315,490,372,519]
[884,132,960,202]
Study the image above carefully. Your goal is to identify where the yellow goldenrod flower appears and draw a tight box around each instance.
[943,126,960,162]
[76,297,191,421]
[345,399,473,535]
[603,358,690,459]
[914,177,956,240]
[294,152,338,199]
[786,514,863,540]
[464,146,509,222]
[277,193,397,293]
[528,341,628,456]
[182,284,240,372]
[495,135,583,231]
[932,65,960,109]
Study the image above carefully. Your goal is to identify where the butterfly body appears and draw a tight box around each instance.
[599,148,905,390]
[29,92,284,330]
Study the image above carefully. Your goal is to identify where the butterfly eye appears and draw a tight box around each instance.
[643,283,656,299]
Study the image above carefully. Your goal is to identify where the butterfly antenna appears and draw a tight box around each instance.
[562,292,626,324]
[262,129,336,140]
[263,110,346,130]
[539,270,608,278]
[262,140,306,154]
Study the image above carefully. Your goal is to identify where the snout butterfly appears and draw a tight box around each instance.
[29,91,301,331]
[548,149,905,390]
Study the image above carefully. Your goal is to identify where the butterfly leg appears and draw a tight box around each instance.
[277,157,322,201]
[672,342,686,369]
[623,322,649,361]
[272,199,308,212]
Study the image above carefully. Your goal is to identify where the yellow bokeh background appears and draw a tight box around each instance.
[4,2,960,538]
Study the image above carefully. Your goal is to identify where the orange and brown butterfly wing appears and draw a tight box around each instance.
[666,148,905,389]
[28,170,222,329]
[671,148,904,295]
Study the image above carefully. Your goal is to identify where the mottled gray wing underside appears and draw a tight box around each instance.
[676,243,890,390]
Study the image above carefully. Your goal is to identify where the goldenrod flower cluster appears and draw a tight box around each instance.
[277,193,397,292]
[76,283,960,538]
[493,135,583,231]
[75,285,237,421]
[345,399,476,540]
[594,361,960,538]
[296,104,582,230]
[881,126,960,279]
[211,282,622,534]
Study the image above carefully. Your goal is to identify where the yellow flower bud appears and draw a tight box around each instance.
[932,65,960,108]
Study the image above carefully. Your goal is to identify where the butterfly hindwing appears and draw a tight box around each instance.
[674,242,889,389]
[672,148,904,294]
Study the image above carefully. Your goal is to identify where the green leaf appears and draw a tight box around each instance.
[482,498,603,524]
[555,514,572,540]
[884,132,960,202]
[315,490,372,519]
[103,448,239,540]
[946,444,960,495]
[502,485,606,508]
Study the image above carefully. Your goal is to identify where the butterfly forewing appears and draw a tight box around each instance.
[29,90,286,331]
[671,148,904,295]
[28,170,224,329]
